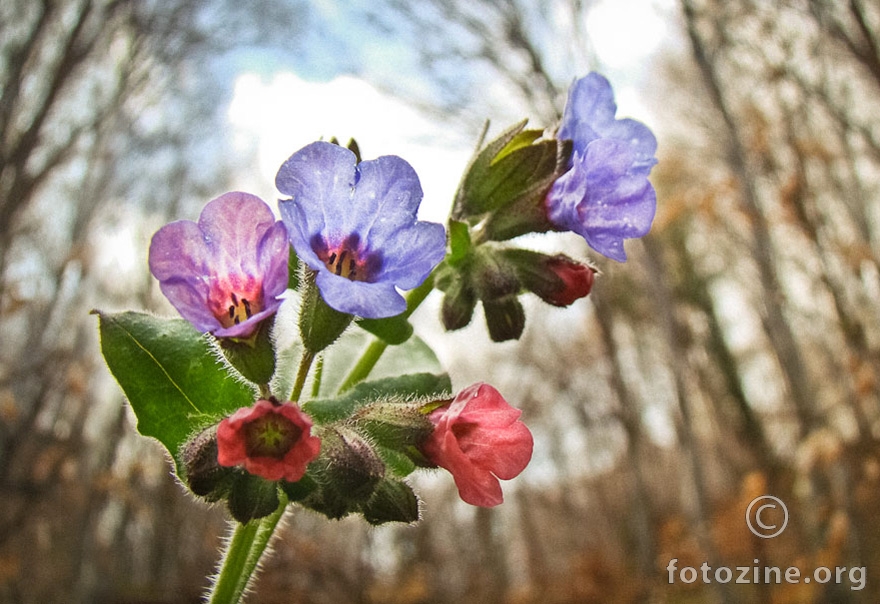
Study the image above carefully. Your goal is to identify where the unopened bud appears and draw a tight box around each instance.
[503,249,595,307]
[180,426,235,501]
[483,295,525,342]
[360,479,420,525]
[322,427,385,503]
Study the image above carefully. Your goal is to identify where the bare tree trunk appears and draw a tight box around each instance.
[681,0,821,436]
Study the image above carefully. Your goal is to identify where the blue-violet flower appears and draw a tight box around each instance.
[149,192,289,339]
[546,72,658,262]
[276,141,445,318]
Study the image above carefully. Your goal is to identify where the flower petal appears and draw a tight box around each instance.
[315,270,406,318]
[348,154,424,247]
[375,221,447,289]
[199,192,280,276]
[276,142,358,241]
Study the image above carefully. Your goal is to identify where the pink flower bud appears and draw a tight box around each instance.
[422,383,533,507]
[217,400,321,482]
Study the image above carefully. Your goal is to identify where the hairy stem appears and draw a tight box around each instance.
[208,494,288,604]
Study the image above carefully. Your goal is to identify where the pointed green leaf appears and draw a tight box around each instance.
[94,310,256,472]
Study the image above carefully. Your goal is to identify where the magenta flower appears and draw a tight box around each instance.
[148,192,289,339]
[276,141,446,318]
[546,73,658,262]
[217,400,321,482]
[421,383,533,507]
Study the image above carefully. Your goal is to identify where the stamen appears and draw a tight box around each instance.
[231,292,239,306]
[335,250,348,276]
[228,305,235,319]
[243,299,252,318]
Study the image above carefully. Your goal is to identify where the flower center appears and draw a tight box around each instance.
[210,276,263,328]
[243,412,303,459]
[313,234,380,283]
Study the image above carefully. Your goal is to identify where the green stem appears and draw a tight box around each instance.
[208,494,288,604]
[337,275,435,393]
[290,349,315,402]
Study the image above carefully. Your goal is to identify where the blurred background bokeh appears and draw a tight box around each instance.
[2,0,880,602]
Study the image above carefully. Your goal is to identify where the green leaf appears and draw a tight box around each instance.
[94,311,256,472]
[303,372,451,425]
[356,313,414,345]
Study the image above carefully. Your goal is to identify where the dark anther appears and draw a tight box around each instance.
[243,298,252,318]
[348,258,356,277]
[231,292,239,306]
[228,305,235,319]
[328,252,337,265]
[234,316,241,325]
[335,250,348,276]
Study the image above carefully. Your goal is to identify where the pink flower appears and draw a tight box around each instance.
[217,400,321,482]
[422,383,533,507]
[148,192,288,339]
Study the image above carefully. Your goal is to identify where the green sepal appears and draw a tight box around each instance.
[451,119,572,239]
[483,295,526,342]
[447,220,472,267]
[360,479,420,525]
[303,373,452,425]
[279,472,319,502]
[299,271,353,354]
[471,246,520,301]
[375,446,418,477]
[216,317,276,385]
[227,473,280,523]
[93,310,256,474]
[479,137,572,241]
[352,400,433,452]
[356,313,413,345]
[287,245,301,291]
[452,119,528,220]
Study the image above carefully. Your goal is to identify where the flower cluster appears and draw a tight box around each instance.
[434,72,656,341]
[98,69,659,603]
[123,72,656,524]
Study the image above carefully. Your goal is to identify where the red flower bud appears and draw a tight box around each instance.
[217,400,321,482]
[542,255,595,306]
[421,383,533,507]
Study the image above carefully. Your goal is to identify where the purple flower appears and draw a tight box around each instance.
[546,73,658,262]
[149,192,289,339]
[276,141,446,318]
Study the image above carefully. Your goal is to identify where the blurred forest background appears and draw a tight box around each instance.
[2,0,880,602]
